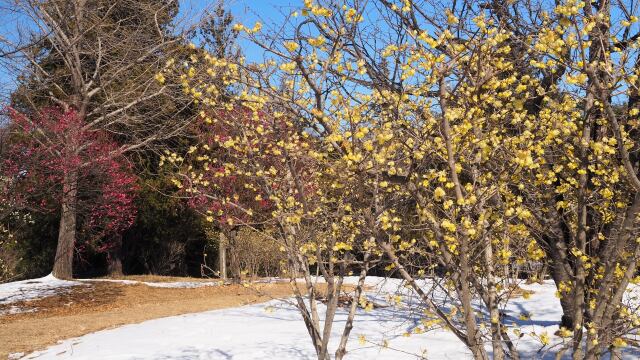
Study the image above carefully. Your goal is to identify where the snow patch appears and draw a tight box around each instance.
[0,305,38,316]
[81,278,223,288]
[0,274,82,306]
[81,277,290,288]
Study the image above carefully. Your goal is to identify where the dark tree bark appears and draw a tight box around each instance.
[52,170,78,279]
[226,227,241,283]
[107,235,124,276]
[549,255,575,329]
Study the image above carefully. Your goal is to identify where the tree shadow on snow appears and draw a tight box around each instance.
[145,343,313,360]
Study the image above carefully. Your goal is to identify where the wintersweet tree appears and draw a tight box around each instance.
[174,3,525,359]
[4,108,138,276]
[266,1,640,358]
[173,0,640,358]
[166,46,384,358]
[169,107,279,282]
[225,2,533,359]
[498,1,640,357]
[296,0,640,358]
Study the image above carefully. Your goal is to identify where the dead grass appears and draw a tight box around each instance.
[508,285,535,299]
[0,279,296,358]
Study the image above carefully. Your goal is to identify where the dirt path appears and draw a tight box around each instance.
[0,280,295,358]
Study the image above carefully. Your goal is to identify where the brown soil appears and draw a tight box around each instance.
[0,279,296,359]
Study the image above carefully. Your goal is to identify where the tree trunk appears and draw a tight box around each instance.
[546,243,576,329]
[218,232,227,280]
[227,227,241,283]
[335,255,369,360]
[52,170,78,279]
[484,237,505,360]
[458,249,489,360]
[107,235,124,276]
[552,271,576,329]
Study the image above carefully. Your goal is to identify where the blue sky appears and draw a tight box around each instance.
[182,0,296,28]
[181,0,299,63]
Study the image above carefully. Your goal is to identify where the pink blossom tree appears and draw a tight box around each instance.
[4,108,138,277]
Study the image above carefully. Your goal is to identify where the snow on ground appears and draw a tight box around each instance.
[0,274,82,306]
[82,278,225,289]
[21,276,473,360]
[82,277,290,288]
[10,276,640,359]
[1,305,37,316]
